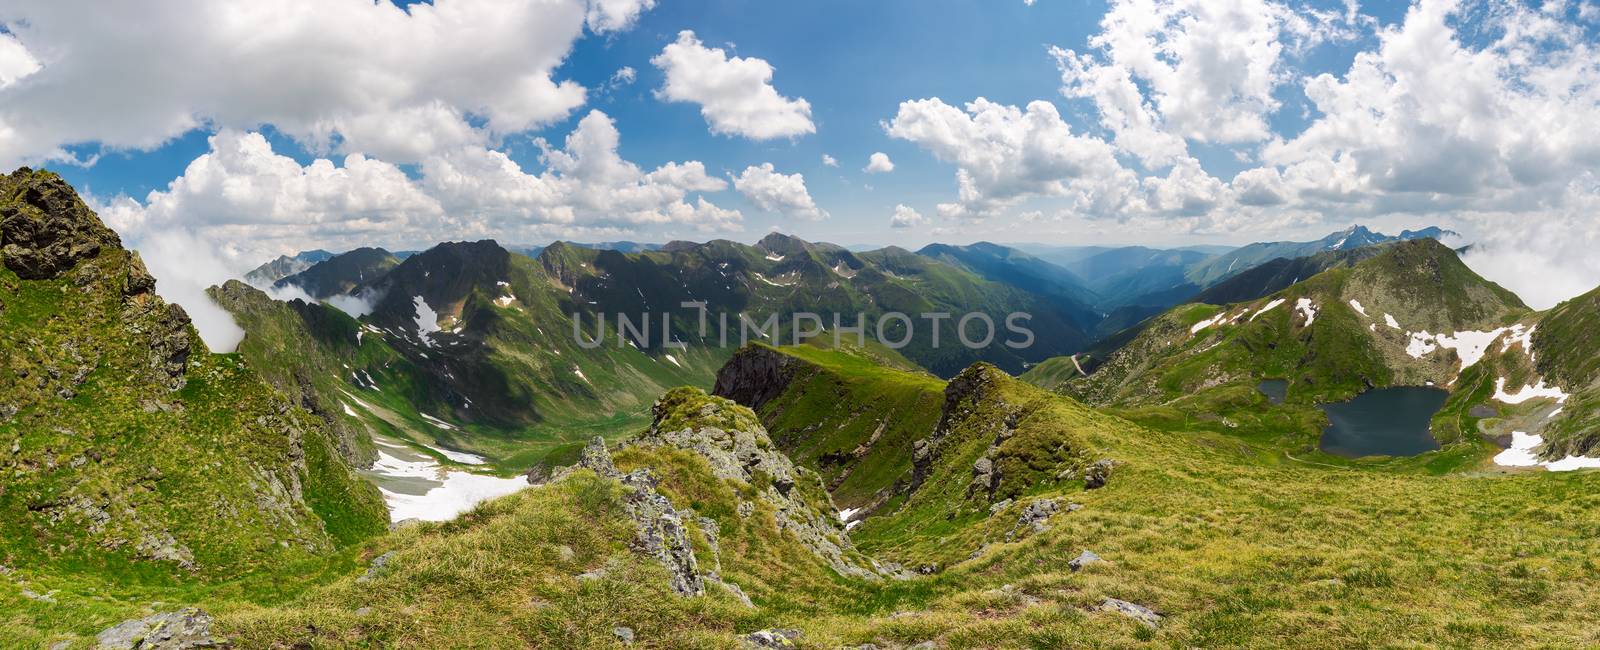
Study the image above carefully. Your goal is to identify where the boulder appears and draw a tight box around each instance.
[1068,550,1101,571]
[1084,459,1115,490]
[742,628,802,648]
[95,608,216,649]
[1101,597,1162,628]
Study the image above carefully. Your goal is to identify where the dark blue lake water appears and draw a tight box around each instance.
[1318,387,1448,458]
[1258,379,1288,405]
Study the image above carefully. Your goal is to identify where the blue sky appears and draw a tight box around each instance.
[5,0,1600,310]
[29,0,1404,249]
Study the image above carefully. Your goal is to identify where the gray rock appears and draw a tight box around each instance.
[1101,597,1162,627]
[94,608,216,649]
[908,642,939,650]
[619,469,703,596]
[1,168,123,281]
[357,551,394,583]
[575,436,619,478]
[988,498,1012,515]
[741,628,801,648]
[1068,550,1101,571]
[1006,498,1059,541]
[1084,459,1115,490]
[636,395,880,581]
[612,626,635,644]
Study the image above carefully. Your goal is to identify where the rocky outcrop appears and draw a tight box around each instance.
[712,344,803,412]
[1,168,122,280]
[639,388,882,581]
[912,363,1012,498]
[571,437,703,596]
[94,608,217,649]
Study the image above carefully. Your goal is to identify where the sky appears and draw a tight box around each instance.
[4,0,1600,325]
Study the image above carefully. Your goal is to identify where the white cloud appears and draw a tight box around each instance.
[888,204,926,229]
[0,32,40,88]
[132,229,248,353]
[105,110,740,270]
[651,30,815,140]
[1051,0,1353,167]
[108,130,445,251]
[422,110,741,231]
[0,0,658,167]
[884,97,1138,219]
[864,152,895,173]
[734,163,828,221]
[606,66,638,92]
[821,154,839,167]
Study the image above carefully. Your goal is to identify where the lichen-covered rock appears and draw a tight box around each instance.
[1006,498,1060,541]
[620,468,703,596]
[1101,597,1162,627]
[94,608,217,649]
[742,628,802,648]
[1084,459,1115,490]
[0,168,122,280]
[638,388,881,581]
[1069,549,1102,571]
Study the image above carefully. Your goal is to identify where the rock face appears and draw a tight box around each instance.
[711,344,802,412]
[639,388,881,581]
[94,608,217,649]
[0,168,122,280]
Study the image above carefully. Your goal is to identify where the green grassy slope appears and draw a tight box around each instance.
[0,168,387,645]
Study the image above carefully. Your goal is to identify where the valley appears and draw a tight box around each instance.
[5,171,1600,648]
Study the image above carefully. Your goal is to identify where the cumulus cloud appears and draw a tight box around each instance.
[107,130,446,253]
[0,0,658,166]
[651,30,815,140]
[884,97,1137,219]
[888,204,926,229]
[821,154,839,167]
[864,152,895,173]
[734,163,828,221]
[422,110,741,231]
[1052,0,1353,167]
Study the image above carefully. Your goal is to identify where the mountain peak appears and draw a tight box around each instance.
[756,232,812,256]
[1,167,124,280]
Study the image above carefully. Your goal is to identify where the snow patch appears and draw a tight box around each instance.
[369,449,528,522]
[1406,332,1438,358]
[664,353,683,368]
[420,412,461,430]
[1249,298,1287,321]
[1403,328,1515,371]
[342,402,359,417]
[426,443,488,465]
[1493,431,1600,472]
[765,253,785,262]
[1384,314,1401,329]
[413,296,441,347]
[1493,377,1569,405]
[838,507,861,523]
[1189,312,1227,334]
[1295,298,1317,327]
[1348,299,1367,317]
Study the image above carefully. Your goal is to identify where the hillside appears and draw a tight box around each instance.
[10,294,1600,647]
[0,168,387,587]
